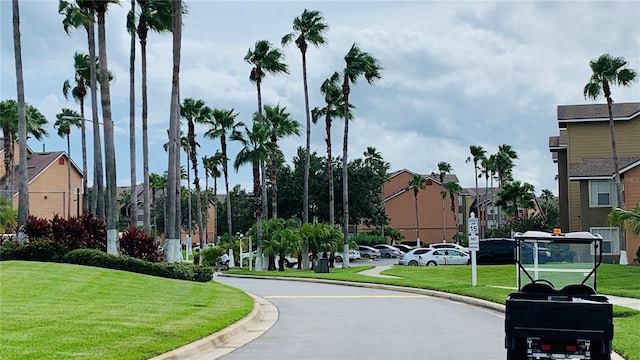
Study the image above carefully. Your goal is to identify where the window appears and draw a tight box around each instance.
[590,227,619,255]
[589,180,617,207]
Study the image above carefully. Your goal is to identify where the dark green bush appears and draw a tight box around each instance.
[352,234,386,246]
[200,247,223,266]
[0,240,18,260]
[63,249,213,282]
[15,239,69,262]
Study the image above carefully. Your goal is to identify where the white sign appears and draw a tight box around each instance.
[469,235,479,251]
[468,215,479,236]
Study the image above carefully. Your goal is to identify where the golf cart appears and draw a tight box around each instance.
[504,230,613,360]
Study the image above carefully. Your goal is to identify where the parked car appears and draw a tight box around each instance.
[477,238,551,265]
[357,245,381,259]
[392,244,414,254]
[372,244,402,258]
[334,249,361,263]
[418,249,470,266]
[398,247,434,266]
[427,242,469,253]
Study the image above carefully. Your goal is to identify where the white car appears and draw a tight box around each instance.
[398,248,434,266]
[418,249,470,266]
[427,243,469,253]
[334,249,361,263]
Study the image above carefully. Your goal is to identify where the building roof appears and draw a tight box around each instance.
[0,151,82,192]
[568,156,640,179]
[389,168,459,184]
[557,102,640,124]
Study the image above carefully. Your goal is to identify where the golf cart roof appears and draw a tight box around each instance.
[514,230,603,244]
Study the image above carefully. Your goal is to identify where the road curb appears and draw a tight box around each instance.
[149,293,278,360]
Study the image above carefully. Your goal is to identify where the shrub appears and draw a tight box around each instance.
[49,214,85,250]
[24,215,50,241]
[200,247,223,266]
[15,239,68,262]
[352,234,386,246]
[79,213,107,251]
[0,240,18,260]
[120,227,160,262]
[63,249,213,282]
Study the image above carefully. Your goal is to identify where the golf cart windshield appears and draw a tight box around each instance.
[514,231,603,292]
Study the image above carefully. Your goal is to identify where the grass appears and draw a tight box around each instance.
[0,261,253,360]
[229,263,640,360]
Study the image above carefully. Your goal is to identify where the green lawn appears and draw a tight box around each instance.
[0,261,253,360]
[229,263,640,360]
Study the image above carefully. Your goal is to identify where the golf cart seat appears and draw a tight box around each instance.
[560,284,596,296]
[521,282,556,294]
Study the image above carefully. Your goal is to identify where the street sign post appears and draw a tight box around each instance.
[468,213,479,286]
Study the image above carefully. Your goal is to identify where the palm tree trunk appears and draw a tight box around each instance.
[271,159,278,218]
[129,0,137,229]
[97,9,118,255]
[3,133,13,192]
[87,19,105,221]
[414,195,420,247]
[342,82,350,268]
[13,0,28,229]
[222,137,233,243]
[441,196,446,242]
[141,34,151,234]
[67,134,72,218]
[80,98,88,214]
[326,114,334,226]
[255,79,265,271]
[165,0,182,262]
[191,160,204,250]
[302,50,310,225]
[606,92,626,253]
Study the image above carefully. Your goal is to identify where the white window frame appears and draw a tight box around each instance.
[588,180,617,208]
[590,227,620,255]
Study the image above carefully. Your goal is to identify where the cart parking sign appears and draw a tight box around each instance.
[469,235,479,251]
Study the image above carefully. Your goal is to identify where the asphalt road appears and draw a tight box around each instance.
[215,277,507,360]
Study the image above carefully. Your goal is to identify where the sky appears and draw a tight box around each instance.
[1,0,639,196]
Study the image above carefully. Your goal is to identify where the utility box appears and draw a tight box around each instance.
[313,258,329,273]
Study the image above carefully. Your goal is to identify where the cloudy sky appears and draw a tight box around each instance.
[1,0,639,195]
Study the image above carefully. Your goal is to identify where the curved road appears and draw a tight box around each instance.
[216,277,506,359]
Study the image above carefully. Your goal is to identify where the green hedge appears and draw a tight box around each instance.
[62,249,213,282]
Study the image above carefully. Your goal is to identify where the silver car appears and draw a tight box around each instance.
[373,244,402,258]
[398,247,434,266]
[357,245,381,259]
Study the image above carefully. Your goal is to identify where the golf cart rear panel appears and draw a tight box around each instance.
[504,231,613,360]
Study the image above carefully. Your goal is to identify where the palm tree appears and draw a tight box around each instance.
[59,0,106,220]
[584,54,637,209]
[495,181,535,219]
[465,145,486,235]
[148,172,165,235]
[340,43,382,267]
[311,72,349,227]
[132,0,173,233]
[202,151,223,243]
[244,39,288,271]
[263,104,301,218]
[406,174,426,247]
[443,181,463,236]
[0,100,48,193]
[11,0,29,227]
[282,9,328,226]
[127,0,137,228]
[436,161,452,242]
[609,202,640,236]
[204,108,243,245]
[231,121,282,271]
[496,144,518,187]
[165,0,182,261]
[181,98,211,249]
[54,108,82,218]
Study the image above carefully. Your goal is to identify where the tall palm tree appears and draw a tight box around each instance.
[92,0,119,255]
[609,202,640,236]
[263,104,301,218]
[132,0,173,233]
[465,145,486,235]
[584,54,637,209]
[406,174,426,247]
[165,0,182,261]
[202,151,223,243]
[340,43,382,267]
[231,121,282,271]
[443,181,463,235]
[55,108,82,218]
[311,72,349,227]
[204,108,243,245]
[495,144,518,227]
[282,9,328,226]
[0,100,48,193]
[59,0,106,220]
[244,39,288,271]
[181,98,212,249]
[127,0,137,228]
[436,161,452,242]
[495,181,536,219]
[11,0,28,227]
